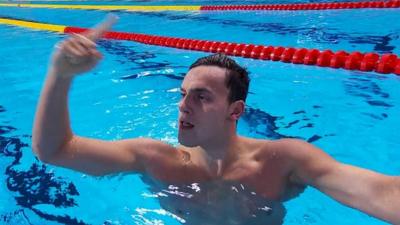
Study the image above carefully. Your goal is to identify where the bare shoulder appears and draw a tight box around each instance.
[269,138,338,184]
[243,137,313,158]
[264,138,327,158]
[249,138,334,173]
[239,136,272,150]
[174,145,204,166]
[134,141,200,182]
[239,137,294,167]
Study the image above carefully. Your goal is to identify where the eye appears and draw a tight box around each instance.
[198,94,208,101]
[180,92,186,97]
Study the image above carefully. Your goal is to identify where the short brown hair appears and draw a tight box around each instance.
[189,53,250,103]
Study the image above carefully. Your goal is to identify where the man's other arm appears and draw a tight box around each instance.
[282,139,400,224]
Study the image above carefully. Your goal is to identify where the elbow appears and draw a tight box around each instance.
[31,131,46,161]
[31,130,73,164]
[31,137,43,160]
[31,136,62,164]
[31,139,52,163]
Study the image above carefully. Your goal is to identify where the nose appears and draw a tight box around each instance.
[179,94,192,114]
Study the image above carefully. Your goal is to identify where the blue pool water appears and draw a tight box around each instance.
[0,1,399,224]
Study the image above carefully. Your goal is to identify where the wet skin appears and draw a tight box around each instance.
[32,16,400,225]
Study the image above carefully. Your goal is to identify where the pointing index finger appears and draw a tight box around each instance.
[87,14,118,41]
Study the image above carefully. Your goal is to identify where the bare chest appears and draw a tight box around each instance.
[221,159,290,200]
[143,176,287,225]
[141,156,295,224]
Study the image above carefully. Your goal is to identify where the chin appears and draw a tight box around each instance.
[178,135,199,147]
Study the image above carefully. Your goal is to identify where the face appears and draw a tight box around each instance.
[178,65,233,147]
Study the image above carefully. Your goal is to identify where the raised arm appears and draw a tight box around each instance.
[283,139,400,224]
[32,16,178,176]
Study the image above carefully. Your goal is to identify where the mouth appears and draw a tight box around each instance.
[179,120,195,130]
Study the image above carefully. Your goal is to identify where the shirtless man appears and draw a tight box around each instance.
[32,16,400,224]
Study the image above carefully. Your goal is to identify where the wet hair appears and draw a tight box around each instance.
[189,53,250,103]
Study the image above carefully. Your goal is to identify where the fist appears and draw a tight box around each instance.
[50,14,118,77]
[52,33,102,76]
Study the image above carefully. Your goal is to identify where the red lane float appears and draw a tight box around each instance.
[200,0,400,11]
[64,26,400,76]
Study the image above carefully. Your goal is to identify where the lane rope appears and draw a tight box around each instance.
[0,4,201,11]
[0,18,66,32]
[0,1,399,11]
[200,0,400,11]
[0,17,399,76]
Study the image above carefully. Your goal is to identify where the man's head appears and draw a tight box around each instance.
[189,53,250,104]
[178,53,250,147]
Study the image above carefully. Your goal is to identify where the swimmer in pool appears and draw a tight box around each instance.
[32,15,400,224]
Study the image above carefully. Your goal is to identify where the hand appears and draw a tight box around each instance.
[51,14,118,78]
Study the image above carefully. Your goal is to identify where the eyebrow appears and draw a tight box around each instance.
[180,87,213,94]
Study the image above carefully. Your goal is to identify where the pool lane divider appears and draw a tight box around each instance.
[0,18,66,32]
[0,1,399,11]
[1,18,399,76]
[200,0,400,11]
[0,4,201,11]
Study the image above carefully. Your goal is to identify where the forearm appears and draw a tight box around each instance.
[289,141,400,225]
[321,169,400,224]
[318,170,400,224]
[372,176,400,224]
[32,68,74,161]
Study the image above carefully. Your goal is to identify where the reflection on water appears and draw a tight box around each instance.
[140,175,286,225]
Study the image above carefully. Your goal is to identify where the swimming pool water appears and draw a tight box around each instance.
[0,1,399,224]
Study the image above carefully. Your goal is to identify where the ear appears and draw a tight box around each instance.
[229,100,245,121]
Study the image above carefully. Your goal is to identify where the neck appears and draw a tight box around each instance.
[203,134,238,160]
[199,128,240,177]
